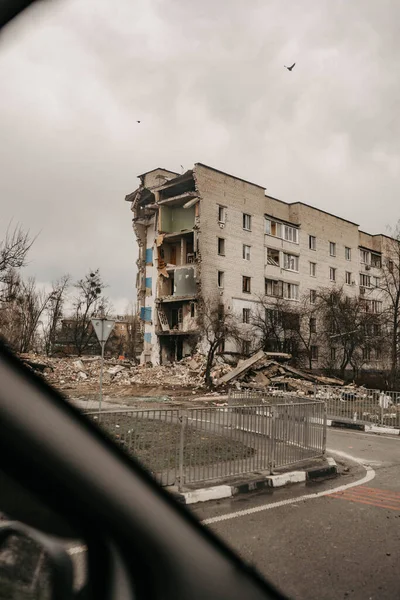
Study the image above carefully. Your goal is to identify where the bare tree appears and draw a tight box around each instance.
[379,224,400,386]
[42,275,70,356]
[316,286,382,379]
[251,295,300,360]
[0,224,34,290]
[197,296,240,388]
[281,293,319,369]
[0,273,53,353]
[123,303,142,362]
[69,269,110,356]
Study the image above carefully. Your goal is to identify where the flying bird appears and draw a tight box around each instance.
[284,63,296,71]
[137,120,141,123]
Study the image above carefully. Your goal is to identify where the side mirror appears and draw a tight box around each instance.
[0,521,75,600]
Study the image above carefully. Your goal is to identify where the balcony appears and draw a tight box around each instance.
[157,266,197,301]
[155,301,198,335]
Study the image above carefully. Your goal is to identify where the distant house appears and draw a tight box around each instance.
[54,315,143,359]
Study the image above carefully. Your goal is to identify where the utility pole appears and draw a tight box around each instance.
[91,315,115,420]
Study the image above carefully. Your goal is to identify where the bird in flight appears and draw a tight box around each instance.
[284,63,296,71]
[137,120,141,123]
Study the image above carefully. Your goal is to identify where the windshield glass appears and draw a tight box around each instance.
[1,1,400,599]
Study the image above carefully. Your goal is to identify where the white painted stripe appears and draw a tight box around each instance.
[67,545,87,555]
[184,485,232,505]
[201,449,375,525]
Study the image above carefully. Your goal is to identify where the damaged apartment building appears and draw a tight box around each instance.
[126,163,392,367]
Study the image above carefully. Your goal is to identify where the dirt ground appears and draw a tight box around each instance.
[94,411,254,475]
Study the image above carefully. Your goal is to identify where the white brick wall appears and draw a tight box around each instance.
[131,162,392,369]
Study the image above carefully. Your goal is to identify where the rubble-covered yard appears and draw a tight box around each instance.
[18,353,212,402]
[18,350,354,406]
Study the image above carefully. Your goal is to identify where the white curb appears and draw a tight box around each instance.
[176,459,338,505]
[184,485,233,505]
[267,471,306,487]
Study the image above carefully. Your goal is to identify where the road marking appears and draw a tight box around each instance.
[329,486,400,511]
[201,448,375,525]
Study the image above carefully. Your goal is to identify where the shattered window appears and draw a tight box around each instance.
[267,247,279,266]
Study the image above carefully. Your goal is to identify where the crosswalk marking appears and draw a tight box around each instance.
[329,486,400,511]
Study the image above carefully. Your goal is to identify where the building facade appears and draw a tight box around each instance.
[126,163,392,368]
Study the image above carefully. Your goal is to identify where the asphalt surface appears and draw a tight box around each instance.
[3,425,399,599]
[191,428,400,600]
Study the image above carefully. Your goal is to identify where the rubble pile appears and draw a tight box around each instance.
[18,350,345,396]
[215,351,344,394]
[18,353,211,389]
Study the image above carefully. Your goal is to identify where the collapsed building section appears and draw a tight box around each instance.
[126,168,200,364]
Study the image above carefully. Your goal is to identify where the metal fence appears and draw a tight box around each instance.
[314,385,400,428]
[90,402,326,489]
[228,389,314,404]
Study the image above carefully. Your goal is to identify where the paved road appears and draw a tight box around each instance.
[192,428,400,600]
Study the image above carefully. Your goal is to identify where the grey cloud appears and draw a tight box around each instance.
[1,0,400,312]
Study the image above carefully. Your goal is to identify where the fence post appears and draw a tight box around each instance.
[322,403,327,456]
[269,407,276,475]
[178,411,187,492]
[379,391,384,426]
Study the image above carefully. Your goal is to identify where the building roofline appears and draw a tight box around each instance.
[137,167,179,178]
[359,230,395,241]
[264,195,359,227]
[291,202,360,227]
[195,163,266,190]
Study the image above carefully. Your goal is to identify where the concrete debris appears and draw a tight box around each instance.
[17,349,348,398]
[216,350,265,385]
[72,360,85,371]
[214,350,345,394]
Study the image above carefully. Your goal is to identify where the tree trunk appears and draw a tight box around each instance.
[390,312,399,388]
[205,344,217,388]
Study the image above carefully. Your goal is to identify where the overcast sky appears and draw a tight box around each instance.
[1,0,399,313]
